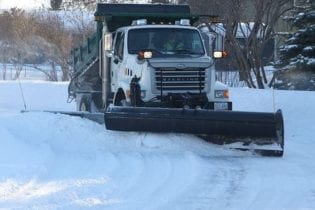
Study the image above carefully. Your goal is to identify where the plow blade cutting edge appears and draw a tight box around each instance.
[105,106,284,156]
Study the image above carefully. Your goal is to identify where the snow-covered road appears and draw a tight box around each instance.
[0,81,315,210]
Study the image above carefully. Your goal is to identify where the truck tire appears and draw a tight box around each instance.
[79,96,91,112]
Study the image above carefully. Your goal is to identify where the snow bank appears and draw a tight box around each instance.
[0,81,73,111]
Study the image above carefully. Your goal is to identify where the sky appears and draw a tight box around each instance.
[0,0,152,10]
[0,0,50,10]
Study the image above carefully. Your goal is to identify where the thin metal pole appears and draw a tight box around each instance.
[18,77,27,111]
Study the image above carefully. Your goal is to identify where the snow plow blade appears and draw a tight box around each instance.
[21,110,105,124]
[105,106,284,156]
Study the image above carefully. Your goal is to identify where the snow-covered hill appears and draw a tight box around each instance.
[0,80,315,210]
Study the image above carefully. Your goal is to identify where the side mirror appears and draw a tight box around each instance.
[104,33,112,51]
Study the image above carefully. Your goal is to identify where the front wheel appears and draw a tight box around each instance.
[114,91,130,107]
[118,99,129,107]
[79,96,91,112]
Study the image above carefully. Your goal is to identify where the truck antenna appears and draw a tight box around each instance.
[17,75,27,111]
[272,86,276,113]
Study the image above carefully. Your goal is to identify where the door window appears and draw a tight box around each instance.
[114,32,124,60]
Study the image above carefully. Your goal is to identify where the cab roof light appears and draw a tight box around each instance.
[132,19,147,26]
[180,19,190,26]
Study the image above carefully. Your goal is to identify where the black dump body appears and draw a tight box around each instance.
[94,3,199,32]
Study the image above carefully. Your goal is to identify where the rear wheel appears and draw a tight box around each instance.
[259,149,284,157]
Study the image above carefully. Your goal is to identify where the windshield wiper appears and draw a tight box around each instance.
[173,49,203,55]
[142,48,163,55]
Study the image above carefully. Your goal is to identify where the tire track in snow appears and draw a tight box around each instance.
[102,149,248,210]
[163,156,246,210]
[238,156,315,210]
[115,152,174,210]
[100,150,201,210]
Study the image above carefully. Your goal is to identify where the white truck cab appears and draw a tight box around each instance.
[106,20,231,110]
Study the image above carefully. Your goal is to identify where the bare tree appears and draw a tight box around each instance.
[181,0,292,88]
[34,11,94,81]
[0,7,95,81]
[223,0,292,88]
[0,8,39,80]
[0,14,10,80]
[33,12,69,81]
[62,10,95,46]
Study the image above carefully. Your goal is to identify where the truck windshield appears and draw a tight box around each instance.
[128,28,205,56]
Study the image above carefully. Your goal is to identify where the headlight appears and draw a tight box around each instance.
[215,90,229,99]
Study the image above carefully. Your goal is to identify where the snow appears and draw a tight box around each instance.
[0,64,63,81]
[1,80,315,210]
[284,44,299,51]
[308,58,315,65]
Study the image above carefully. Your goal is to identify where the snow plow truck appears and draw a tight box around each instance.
[68,3,284,156]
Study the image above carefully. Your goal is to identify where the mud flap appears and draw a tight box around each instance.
[104,106,284,156]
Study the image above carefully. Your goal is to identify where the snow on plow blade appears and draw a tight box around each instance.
[104,106,284,155]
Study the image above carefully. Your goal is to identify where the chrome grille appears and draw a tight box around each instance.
[155,68,206,91]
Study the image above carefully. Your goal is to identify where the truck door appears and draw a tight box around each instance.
[111,31,125,91]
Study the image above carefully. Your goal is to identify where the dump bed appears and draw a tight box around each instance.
[71,3,199,76]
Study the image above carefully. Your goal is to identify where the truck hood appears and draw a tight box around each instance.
[148,57,213,69]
